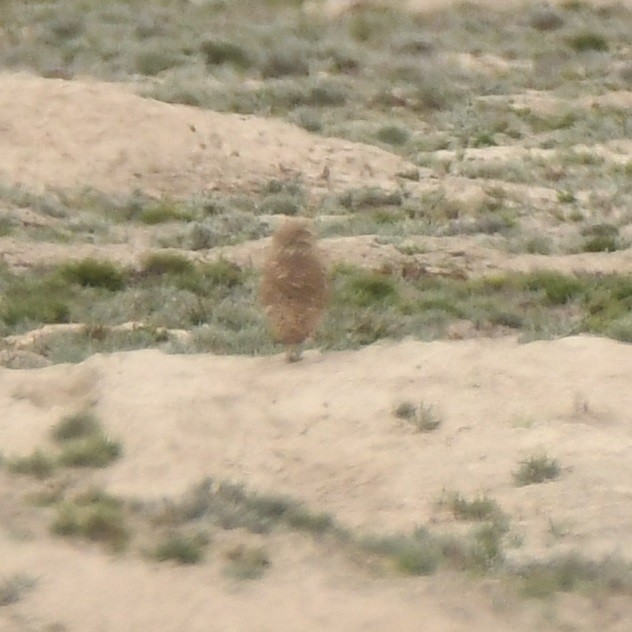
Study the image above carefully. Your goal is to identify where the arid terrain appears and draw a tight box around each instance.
[1,0,631,630]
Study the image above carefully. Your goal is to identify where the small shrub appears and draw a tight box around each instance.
[513,454,561,486]
[339,187,403,210]
[200,39,252,68]
[307,80,348,106]
[519,554,632,598]
[258,193,301,216]
[46,14,84,41]
[135,47,183,76]
[152,532,208,564]
[140,252,195,277]
[224,544,270,579]
[52,411,101,442]
[343,271,398,307]
[557,190,575,203]
[568,32,609,52]
[377,125,410,146]
[6,450,56,479]
[581,223,623,253]
[59,259,127,291]
[138,200,196,225]
[523,271,583,305]
[362,533,440,576]
[443,493,503,522]
[394,401,441,432]
[394,401,416,421]
[260,45,309,78]
[57,435,122,468]
[468,523,506,571]
[188,223,214,251]
[2,282,70,327]
[52,492,129,552]
[0,213,16,236]
[292,107,322,132]
[0,574,35,606]
[529,6,564,30]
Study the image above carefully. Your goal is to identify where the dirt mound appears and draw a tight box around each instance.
[0,73,411,199]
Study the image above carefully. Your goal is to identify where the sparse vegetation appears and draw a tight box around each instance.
[441,492,505,523]
[518,554,632,598]
[513,454,561,486]
[568,31,609,52]
[59,259,127,291]
[224,544,270,580]
[0,3,631,624]
[6,449,57,479]
[0,574,35,607]
[151,532,208,564]
[51,410,122,468]
[57,434,122,468]
[394,401,442,432]
[52,411,101,442]
[52,489,130,552]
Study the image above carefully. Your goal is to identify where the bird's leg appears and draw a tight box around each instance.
[285,343,303,363]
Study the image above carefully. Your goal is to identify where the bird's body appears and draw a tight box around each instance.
[260,219,329,361]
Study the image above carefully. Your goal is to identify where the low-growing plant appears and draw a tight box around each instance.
[260,43,310,78]
[339,187,403,211]
[522,271,583,305]
[140,252,195,278]
[580,223,623,253]
[6,449,57,479]
[0,574,35,607]
[394,401,441,432]
[340,270,399,308]
[518,554,632,598]
[151,532,208,564]
[52,490,129,551]
[57,435,122,468]
[568,32,609,52]
[134,47,183,76]
[224,544,270,580]
[51,411,101,442]
[513,454,561,486]
[200,39,253,68]
[361,530,440,576]
[442,492,503,522]
[59,258,127,291]
[138,199,197,225]
[529,6,564,30]
[1,277,71,327]
[376,124,410,146]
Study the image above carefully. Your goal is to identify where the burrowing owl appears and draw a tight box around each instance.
[260,219,329,362]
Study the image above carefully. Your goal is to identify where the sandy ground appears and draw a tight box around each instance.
[1,0,632,629]
[2,336,632,632]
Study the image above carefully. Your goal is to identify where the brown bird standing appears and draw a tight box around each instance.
[260,219,329,362]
